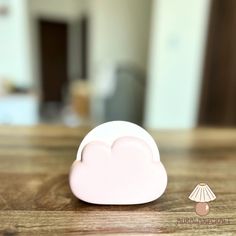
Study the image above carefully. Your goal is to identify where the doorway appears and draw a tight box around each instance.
[38,19,68,121]
[199,0,236,126]
[39,19,68,104]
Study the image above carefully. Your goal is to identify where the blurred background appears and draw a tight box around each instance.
[0,0,235,129]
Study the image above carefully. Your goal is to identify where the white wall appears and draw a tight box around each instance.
[89,0,152,72]
[0,0,33,88]
[145,0,211,129]
[89,0,152,123]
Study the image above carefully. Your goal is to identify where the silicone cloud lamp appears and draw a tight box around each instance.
[69,121,167,205]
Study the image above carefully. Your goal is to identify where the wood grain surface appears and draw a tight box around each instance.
[0,126,235,235]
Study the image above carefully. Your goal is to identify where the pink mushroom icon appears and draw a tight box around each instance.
[189,183,216,216]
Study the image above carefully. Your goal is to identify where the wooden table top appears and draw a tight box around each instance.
[0,126,235,235]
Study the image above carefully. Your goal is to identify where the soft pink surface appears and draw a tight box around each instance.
[69,137,167,205]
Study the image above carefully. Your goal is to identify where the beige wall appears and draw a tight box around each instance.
[29,0,87,21]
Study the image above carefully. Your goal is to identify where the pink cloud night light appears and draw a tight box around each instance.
[69,121,167,205]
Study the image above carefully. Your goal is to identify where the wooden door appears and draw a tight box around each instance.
[199,0,236,126]
[39,20,68,104]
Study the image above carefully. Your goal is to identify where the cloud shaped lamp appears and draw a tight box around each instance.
[69,121,167,205]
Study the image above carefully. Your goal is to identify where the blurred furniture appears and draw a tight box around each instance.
[0,94,38,125]
[104,66,145,125]
[61,80,90,127]
[70,80,90,119]
[0,126,235,235]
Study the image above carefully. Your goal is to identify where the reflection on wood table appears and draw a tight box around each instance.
[0,126,235,235]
